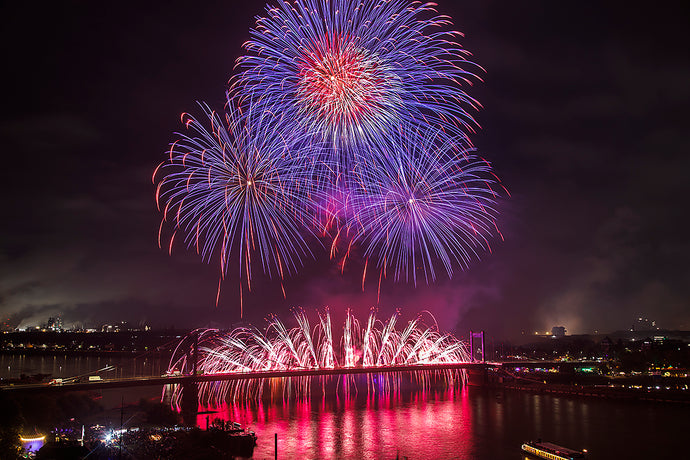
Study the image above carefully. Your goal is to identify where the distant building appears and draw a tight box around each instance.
[101,321,130,333]
[642,338,652,350]
[46,316,63,331]
[551,326,566,338]
[600,336,613,358]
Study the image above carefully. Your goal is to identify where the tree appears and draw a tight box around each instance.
[0,393,24,460]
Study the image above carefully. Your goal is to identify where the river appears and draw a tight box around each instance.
[201,386,685,460]
[2,354,685,459]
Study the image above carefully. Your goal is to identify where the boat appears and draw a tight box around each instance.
[521,440,586,460]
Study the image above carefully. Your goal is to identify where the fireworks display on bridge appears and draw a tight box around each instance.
[154,0,504,310]
[167,310,471,405]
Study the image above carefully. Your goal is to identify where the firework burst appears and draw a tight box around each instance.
[237,0,481,154]
[155,0,503,308]
[153,100,322,310]
[167,309,470,404]
[346,130,503,285]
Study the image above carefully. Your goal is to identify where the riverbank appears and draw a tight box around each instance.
[491,380,690,404]
[0,349,170,357]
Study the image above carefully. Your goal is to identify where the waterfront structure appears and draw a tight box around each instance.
[521,440,586,460]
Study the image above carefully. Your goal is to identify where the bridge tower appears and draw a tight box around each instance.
[469,330,485,362]
[467,330,488,386]
[192,330,199,376]
[181,330,200,425]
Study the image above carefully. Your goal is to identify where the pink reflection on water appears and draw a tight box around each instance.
[196,387,474,459]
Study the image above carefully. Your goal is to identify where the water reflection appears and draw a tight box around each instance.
[0,353,168,380]
[2,356,686,459]
[195,387,474,459]
[185,383,688,460]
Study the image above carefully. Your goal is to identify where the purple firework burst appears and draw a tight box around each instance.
[154,1,503,308]
[346,130,503,286]
[153,99,322,309]
[237,0,481,154]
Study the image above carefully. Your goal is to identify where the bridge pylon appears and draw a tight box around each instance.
[181,330,200,426]
[469,330,485,363]
[180,378,199,426]
[467,330,488,386]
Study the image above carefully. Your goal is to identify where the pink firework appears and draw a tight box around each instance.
[295,35,402,144]
[167,310,470,405]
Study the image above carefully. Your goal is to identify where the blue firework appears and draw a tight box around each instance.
[236,0,481,156]
[153,99,322,303]
[346,129,502,285]
[154,0,503,306]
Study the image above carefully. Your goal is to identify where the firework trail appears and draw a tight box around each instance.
[167,309,470,405]
[153,99,323,310]
[345,129,503,286]
[237,0,481,157]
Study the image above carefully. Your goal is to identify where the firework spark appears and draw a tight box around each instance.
[155,0,503,308]
[346,129,503,285]
[167,310,470,405]
[237,0,481,154]
[153,100,322,310]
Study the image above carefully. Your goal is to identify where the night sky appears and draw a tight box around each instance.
[2,1,689,339]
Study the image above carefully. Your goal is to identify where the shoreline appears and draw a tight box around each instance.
[0,349,170,357]
[489,381,690,404]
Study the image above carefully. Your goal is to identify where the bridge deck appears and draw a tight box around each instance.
[1,362,487,392]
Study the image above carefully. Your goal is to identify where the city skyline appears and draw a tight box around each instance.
[1,1,689,339]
